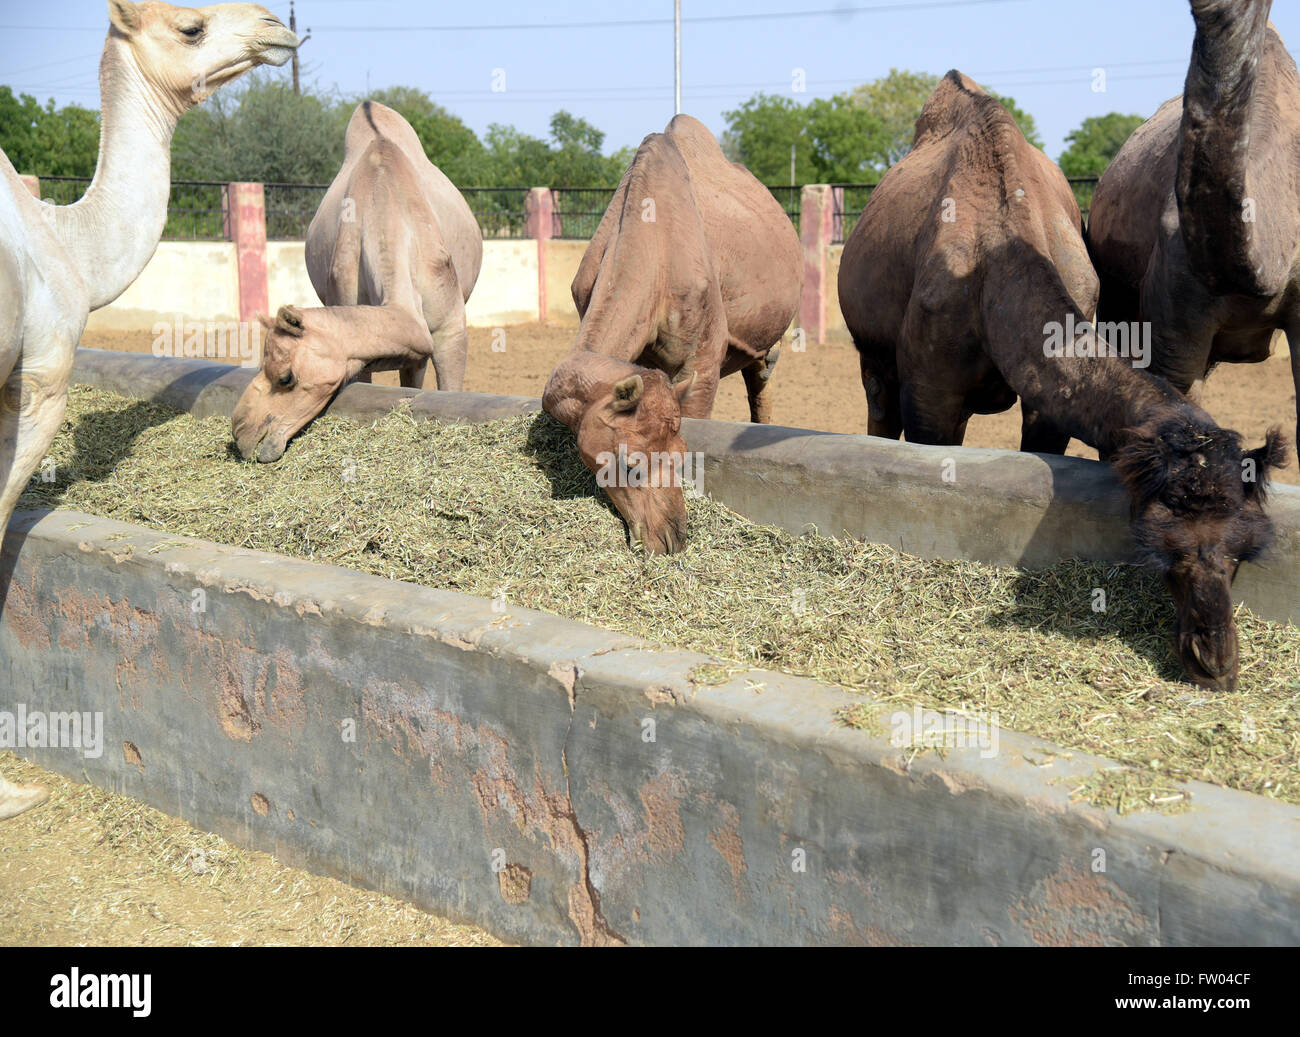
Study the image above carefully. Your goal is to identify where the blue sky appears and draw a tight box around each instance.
[4,0,1300,167]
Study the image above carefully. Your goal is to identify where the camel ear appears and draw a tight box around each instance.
[1244,428,1289,500]
[611,375,644,413]
[256,312,275,332]
[1113,433,1169,506]
[276,305,306,338]
[107,0,141,36]
[672,371,698,407]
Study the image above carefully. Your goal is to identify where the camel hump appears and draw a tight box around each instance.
[664,114,725,160]
[345,101,425,160]
[913,69,1017,150]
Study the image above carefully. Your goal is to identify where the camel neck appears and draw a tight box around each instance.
[51,35,180,311]
[1176,0,1278,295]
[982,255,1180,456]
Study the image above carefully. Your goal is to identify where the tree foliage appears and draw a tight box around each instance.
[1057,112,1145,177]
[0,86,100,177]
[723,69,1045,185]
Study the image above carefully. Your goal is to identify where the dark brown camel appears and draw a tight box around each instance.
[1089,0,1300,450]
[838,70,1287,691]
[543,115,802,554]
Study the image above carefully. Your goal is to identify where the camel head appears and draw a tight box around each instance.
[105,0,299,108]
[1115,415,1287,691]
[233,304,434,462]
[544,359,698,554]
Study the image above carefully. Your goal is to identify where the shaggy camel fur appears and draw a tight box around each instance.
[839,71,1286,691]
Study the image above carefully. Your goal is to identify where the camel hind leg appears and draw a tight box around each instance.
[858,348,902,440]
[742,344,780,424]
[1019,407,1071,455]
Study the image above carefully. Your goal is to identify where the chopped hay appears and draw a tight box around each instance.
[0,752,502,946]
[18,386,1300,813]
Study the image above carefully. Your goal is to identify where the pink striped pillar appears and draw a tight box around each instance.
[800,184,834,345]
[19,175,40,198]
[525,187,555,323]
[227,182,269,323]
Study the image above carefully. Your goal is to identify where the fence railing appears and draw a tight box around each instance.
[26,174,1103,246]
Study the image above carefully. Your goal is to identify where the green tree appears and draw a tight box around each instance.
[171,73,343,184]
[845,68,939,166]
[0,87,99,178]
[1058,112,1144,176]
[720,93,814,184]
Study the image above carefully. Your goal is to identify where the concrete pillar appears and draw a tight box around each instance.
[800,184,834,345]
[525,187,555,323]
[19,175,40,199]
[227,182,269,324]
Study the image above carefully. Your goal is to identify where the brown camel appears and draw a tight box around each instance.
[232,101,482,463]
[542,114,802,553]
[1089,0,1300,449]
[839,70,1287,691]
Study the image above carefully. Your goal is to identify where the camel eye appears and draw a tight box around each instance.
[179,24,204,40]
[277,372,294,388]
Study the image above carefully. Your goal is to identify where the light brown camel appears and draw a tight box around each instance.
[542,114,802,553]
[231,101,482,462]
[839,71,1286,692]
[1089,0,1300,449]
[0,0,298,819]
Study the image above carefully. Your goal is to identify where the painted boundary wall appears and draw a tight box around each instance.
[17,175,848,338]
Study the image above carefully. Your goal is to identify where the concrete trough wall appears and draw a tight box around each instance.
[5,510,1299,945]
[69,349,1300,626]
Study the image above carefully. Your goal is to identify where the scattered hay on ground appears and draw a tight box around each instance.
[18,386,1300,812]
[0,752,502,946]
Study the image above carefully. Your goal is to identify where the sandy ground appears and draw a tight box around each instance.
[83,322,1300,484]
[0,753,501,946]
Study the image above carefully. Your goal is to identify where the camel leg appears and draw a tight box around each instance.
[400,359,428,390]
[430,325,467,392]
[860,353,902,440]
[1019,407,1071,455]
[900,382,968,446]
[742,344,780,424]
[1288,324,1300,452]
[0,770,48,821]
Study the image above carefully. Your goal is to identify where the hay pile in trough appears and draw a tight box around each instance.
[20,386,1300,813]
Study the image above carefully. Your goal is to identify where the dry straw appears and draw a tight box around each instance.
[21,387,1300,814]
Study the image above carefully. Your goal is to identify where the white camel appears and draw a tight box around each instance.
[0,0,298,820]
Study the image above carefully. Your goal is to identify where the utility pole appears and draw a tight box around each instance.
[674,0,682,115]
[289,1,312,95]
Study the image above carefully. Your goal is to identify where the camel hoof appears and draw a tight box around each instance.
[0,782,49,821]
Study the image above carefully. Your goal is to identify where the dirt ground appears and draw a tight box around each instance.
[0,753,501,947]
[83,322,1300,484]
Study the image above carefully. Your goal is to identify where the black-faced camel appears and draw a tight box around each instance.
[231,101,482,463]
[543,115,802,554]
[0,0,298,819]
[839,71,1286,692]
[1089,0,1300,449]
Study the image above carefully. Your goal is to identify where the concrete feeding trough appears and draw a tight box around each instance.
[0,348,1296,945]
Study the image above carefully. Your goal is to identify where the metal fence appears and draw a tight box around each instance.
[265,182,329,240]
[550,187,612,240]
[26,174,1103,245]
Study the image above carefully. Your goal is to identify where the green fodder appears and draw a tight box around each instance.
[19,386,1300,812]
